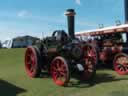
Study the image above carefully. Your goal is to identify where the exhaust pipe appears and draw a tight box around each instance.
[65,9,76,39]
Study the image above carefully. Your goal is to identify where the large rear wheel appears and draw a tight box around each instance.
[113,53,128,75]
[50,56,70,86]
[25,46,41,77]
[81,56,96,81]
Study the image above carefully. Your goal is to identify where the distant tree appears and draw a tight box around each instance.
[0,40,2,48]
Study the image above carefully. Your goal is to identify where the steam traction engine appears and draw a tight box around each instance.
[76,0,128,75]
[24,9,97,86]
[76,26,128,75]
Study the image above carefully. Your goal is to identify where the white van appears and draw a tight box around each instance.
[2,39,13,48]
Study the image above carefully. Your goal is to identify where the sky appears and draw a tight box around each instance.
[0,0,125,41]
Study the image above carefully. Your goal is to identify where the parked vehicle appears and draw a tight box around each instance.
[2,39,13,48]
[1,36,39,48]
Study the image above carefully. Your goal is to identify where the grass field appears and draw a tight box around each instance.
[0,48,128,96]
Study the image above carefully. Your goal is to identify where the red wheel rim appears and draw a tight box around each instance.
[82,56,95,80]
[50,57,69,86]
[25,47,36,77]
[83,46,97,65]
[114,55,128,75]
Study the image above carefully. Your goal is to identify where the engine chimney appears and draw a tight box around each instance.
[65,9,76,39]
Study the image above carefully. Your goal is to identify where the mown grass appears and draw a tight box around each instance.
[0,48,128,96]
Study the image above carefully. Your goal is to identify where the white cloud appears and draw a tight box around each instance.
[18,10,32,17]
[75,0,81,5]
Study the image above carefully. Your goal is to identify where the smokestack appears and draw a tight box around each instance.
[65,9,76,39]
[125,0,128,23]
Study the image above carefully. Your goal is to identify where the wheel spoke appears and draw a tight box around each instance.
[125,64,128,70]
[31,53,35,63]
[60,70,67,76]
[30,66,34,72]
[52,66,57,71]
[116,64,122,68]
[88,69,93,73]
[60,65,66,71]
[119,66,124,71]
[88,64,93,68]
[56,60,61,68]
[54,73,59,79]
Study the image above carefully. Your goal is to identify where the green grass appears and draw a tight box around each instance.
[0,48,128,96]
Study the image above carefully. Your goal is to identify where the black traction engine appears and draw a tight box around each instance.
[24,9,97,86]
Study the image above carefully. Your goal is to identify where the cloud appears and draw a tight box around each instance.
[75,0,81,5]
[17,10,32,17]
